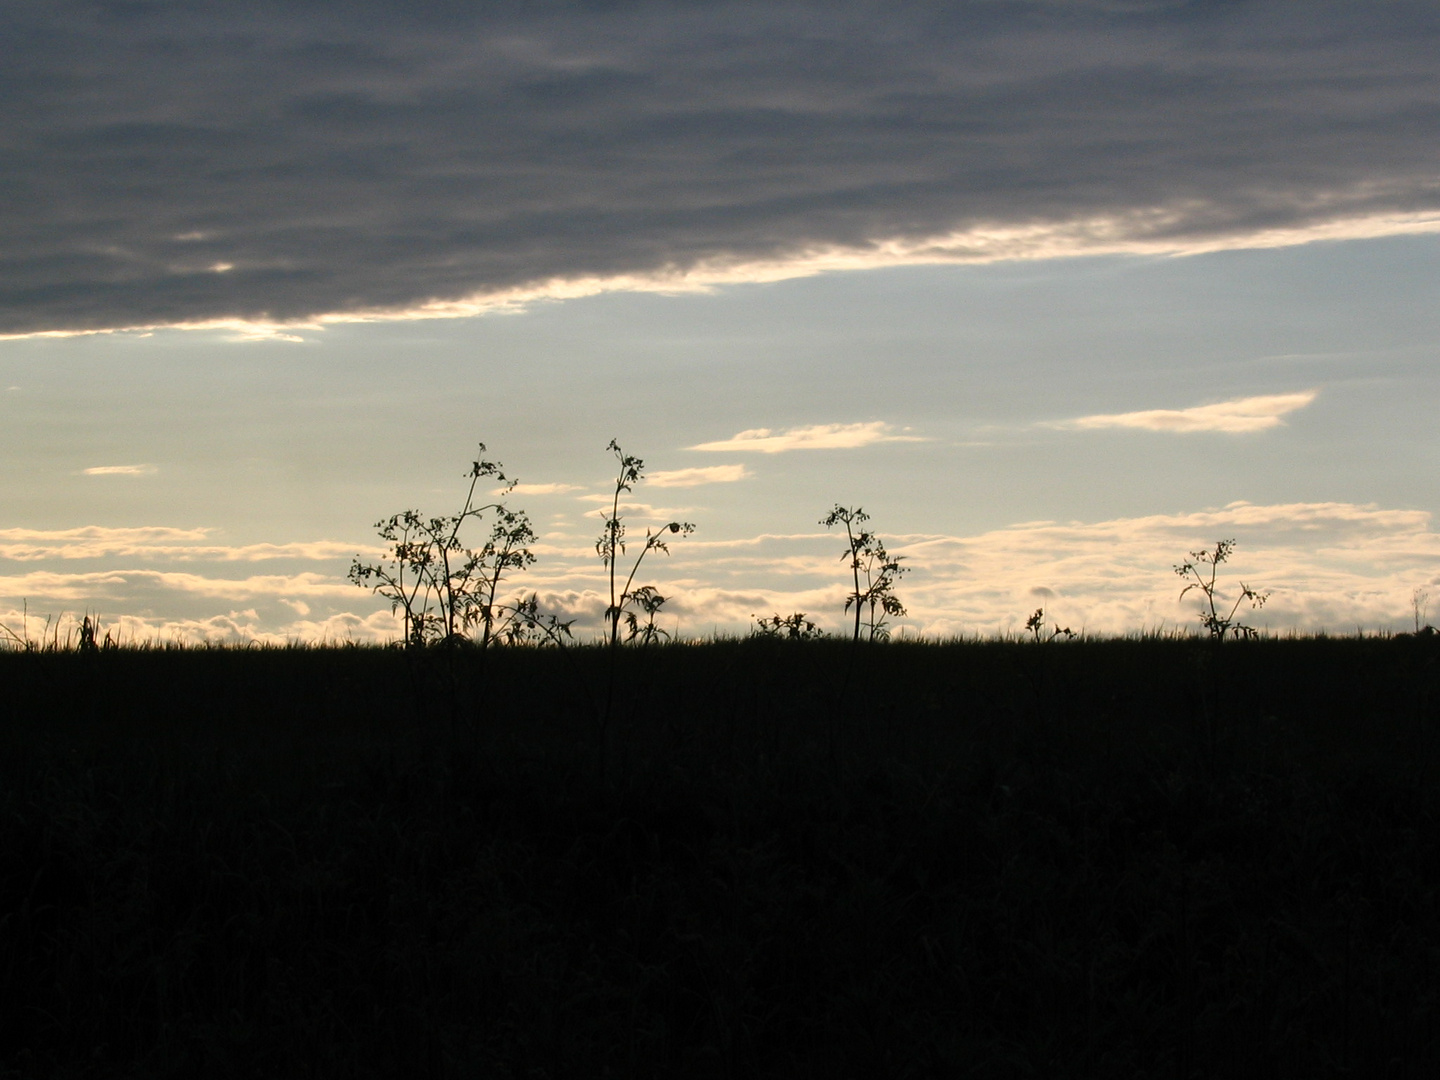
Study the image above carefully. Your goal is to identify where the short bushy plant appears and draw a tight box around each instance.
[753,612,825,640]
[1024,607,1074,643]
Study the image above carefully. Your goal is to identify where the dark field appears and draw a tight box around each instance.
[2,636,1438,1078]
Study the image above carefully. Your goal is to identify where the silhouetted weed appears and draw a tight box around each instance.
[349,442,551,652]
[1175,538,1270,640]
[820,505,907,642]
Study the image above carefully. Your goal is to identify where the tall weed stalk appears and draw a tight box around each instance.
[593,439,693,781]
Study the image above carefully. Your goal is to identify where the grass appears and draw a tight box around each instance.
[1,635,1438,1077]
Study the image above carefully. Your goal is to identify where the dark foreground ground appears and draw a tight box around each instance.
[1,635,1438,1078]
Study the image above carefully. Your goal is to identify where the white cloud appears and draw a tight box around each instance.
[525,501,1440,638]
[1059,390,1319,434]
[646,464,752,488]
[0,569,357,602]
[0,525,375,562]
[572,496,693,519]
[82,464,157,476]
[880,500,1440,637]
[0,526,210,543]
[4,502,1437,643]
[689,422,922,454]
[498,482,586,496]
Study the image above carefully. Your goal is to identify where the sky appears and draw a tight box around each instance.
[3,0,1439,643]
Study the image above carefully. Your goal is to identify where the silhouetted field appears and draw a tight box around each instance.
[2,636,1438,1078]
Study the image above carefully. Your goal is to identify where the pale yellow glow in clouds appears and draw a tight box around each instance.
[647,465,751,487]
[1061,390,1319,434]
[689,422,922,453]
[2,501,1436,642]
[0,526,371,562]
[82,464,157,476]
[500,482,586,496]
[13,207,1440,342]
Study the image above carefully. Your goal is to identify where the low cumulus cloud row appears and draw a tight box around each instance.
[3,501,1436,644]
[0,526,374,563]
[5,2,1440,335]
[689,422,923,454]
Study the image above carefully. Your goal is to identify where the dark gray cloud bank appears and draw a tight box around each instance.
[5,1,1440,334]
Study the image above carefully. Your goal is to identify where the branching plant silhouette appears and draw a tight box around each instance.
[1174,539,1270,640]
[1174,539,1272,775]
[593,439,694,778]
[349,443,551,651]
[1025,607,1075,643]
[1412,587,1434,635]
[349,442,580,727]
[821,505,908,642]
[816,505,909,774]
[596,440,694,649]
[1015,607,1075,728]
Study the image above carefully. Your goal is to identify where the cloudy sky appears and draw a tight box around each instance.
[4,0,1440,642]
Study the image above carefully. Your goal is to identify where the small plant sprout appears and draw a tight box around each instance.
[623,585,671,645]
[1024,607,1074,643]
[595,439,694,648]
[1174,539,1270,640]
[76,614,114,652]
[821,504,909,642]
[1412,587,1433,634]
[753,612,825,640]
[349,442,541,649]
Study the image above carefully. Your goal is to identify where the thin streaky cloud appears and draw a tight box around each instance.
[0,525,376,563]
[647,465,752,488]
[1058,391,1319,434]
[499,482,586,496]
[571,497,695,520]
[9,209,1440,342]
[0,569,356,602]
[689,422,922,454]
[81,464,157,476]
[0,540,378,563]
[0,526,210,542]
